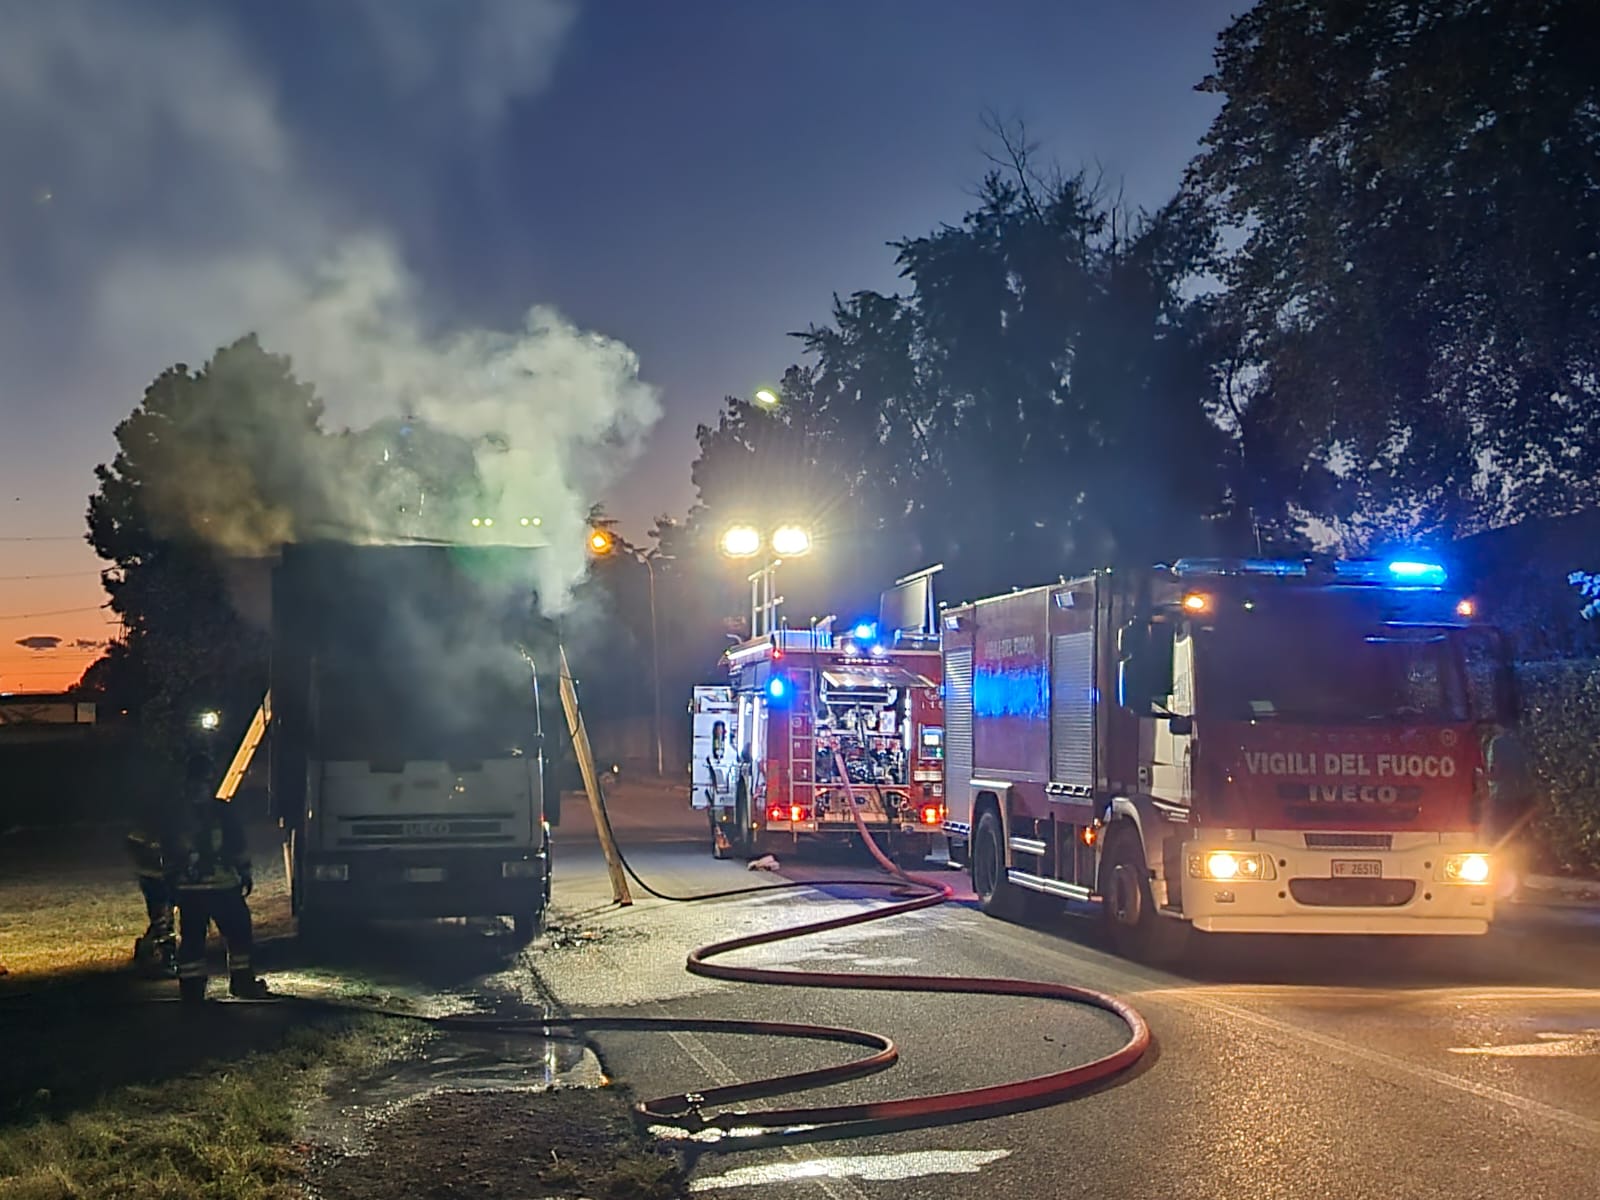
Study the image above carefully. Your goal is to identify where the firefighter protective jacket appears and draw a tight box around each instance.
[166,798,252,891]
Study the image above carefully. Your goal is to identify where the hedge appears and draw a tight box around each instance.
[1517,658,1600,877]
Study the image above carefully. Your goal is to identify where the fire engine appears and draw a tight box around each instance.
[691,570,947,864]
[940,556,1519,959]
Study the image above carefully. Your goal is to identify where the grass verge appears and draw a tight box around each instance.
[0,824,290,984]
[314,1085,684,1200]
[0,1014,416,1200]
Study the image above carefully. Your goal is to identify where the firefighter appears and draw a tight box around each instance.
[166,752,270,1002]
[125,819,177,978]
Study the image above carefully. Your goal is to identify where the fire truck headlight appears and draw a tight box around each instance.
[1441,853,1491,884]
[311,863,349,883]
[1189,851,1273,881]
[1206,851,1240,880]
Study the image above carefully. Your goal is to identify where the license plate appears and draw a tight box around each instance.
[1332,859,1382,878]
[404,866,447,883]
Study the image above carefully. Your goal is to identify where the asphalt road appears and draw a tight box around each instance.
[535,780,1600,1199]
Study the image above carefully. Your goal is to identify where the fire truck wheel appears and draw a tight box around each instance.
[734,780,756,856]
[1101,831,1190,964]
[972,809,1028,921]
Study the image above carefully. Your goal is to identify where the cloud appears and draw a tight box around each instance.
[0,0,650,610]
[73,638,105,651]
[15,636,62,651]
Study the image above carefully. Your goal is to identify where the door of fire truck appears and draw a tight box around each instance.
[734,688,768,850]
[690,686,737,810]
[691,685,740,857]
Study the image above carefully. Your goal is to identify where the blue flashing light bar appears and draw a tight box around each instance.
[1173,556,1449,588]
[1331,558,1448,587]
[852,621,877,640]
[767,676,788,701]
[1386,559,1448,585]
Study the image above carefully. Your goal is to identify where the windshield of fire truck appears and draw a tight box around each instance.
[1195,617,1470,724]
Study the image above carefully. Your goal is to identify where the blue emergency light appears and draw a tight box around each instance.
[767,676,788,701]
[853,621,877,640]
[1386,559,1448,585]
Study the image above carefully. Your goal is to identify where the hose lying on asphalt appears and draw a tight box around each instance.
[568,753,1152,1145]
[0,760,1150,1152]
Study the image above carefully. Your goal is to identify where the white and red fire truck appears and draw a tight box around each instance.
[940,556,1519,958]
[691,619,947,865]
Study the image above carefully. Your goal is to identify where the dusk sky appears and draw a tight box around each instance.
[0,0,1239,691]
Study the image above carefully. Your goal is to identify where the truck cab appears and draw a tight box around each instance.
[942,556,1518,957]
[270,543,552,943]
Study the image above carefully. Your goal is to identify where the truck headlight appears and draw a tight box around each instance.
[502,860,541,878]
[1441,853,1491,884]
[1188,851,1273,881]
[312,863,349,882]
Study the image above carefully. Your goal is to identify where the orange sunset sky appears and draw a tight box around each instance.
[0,528,115,694]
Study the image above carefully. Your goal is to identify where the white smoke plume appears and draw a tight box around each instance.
[0,0,655,609]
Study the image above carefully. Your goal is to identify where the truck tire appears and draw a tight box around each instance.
[297,909,338,958]
[512,908,544,944]
[972,809,1029,921]
[733,778,756,857]
[1101,829,1190,964]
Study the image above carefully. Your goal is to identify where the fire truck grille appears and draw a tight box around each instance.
[1303,833,1394,850]
[1288,878,1417,907]
[340,813,514,845]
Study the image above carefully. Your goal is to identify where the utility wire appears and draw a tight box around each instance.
[0,570,107,582]
[0,604,109,620]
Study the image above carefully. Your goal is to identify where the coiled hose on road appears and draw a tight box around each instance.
[561,755,1152,1146]
[1,761,1150,1153]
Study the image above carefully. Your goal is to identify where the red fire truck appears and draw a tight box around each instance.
[940,556,1519,959]
[691,620,947,865]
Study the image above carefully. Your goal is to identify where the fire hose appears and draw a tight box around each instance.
[557,753,1152,1145]
[0,757,1150,1153]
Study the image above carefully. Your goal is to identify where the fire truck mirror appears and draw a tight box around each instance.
[1457,627,1519,726]
[1118,617,1175,714]
[1167,713,1193,736]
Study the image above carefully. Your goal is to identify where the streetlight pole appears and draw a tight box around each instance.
[643,552,663,777]
[586,526,668,778]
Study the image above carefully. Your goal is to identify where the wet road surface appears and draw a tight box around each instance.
[525,782,1600,1199]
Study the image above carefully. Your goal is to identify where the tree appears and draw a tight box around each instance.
[1187,0,1600,542]
[687,145,1238,604]
[84,336,325,755]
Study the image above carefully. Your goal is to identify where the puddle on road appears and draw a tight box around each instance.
[688,1148,1012,1190]
[309,1027,606,1155]
[1449,1029,1600,1057]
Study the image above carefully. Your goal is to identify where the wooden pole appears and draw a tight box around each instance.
[557,644,632,906]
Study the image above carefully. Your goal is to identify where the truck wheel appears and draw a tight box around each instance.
[1101,830,1190,964]
[734,780,756,857]
[972,809,1028,921]
[297,910,338,959]
[512,909,544,944]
